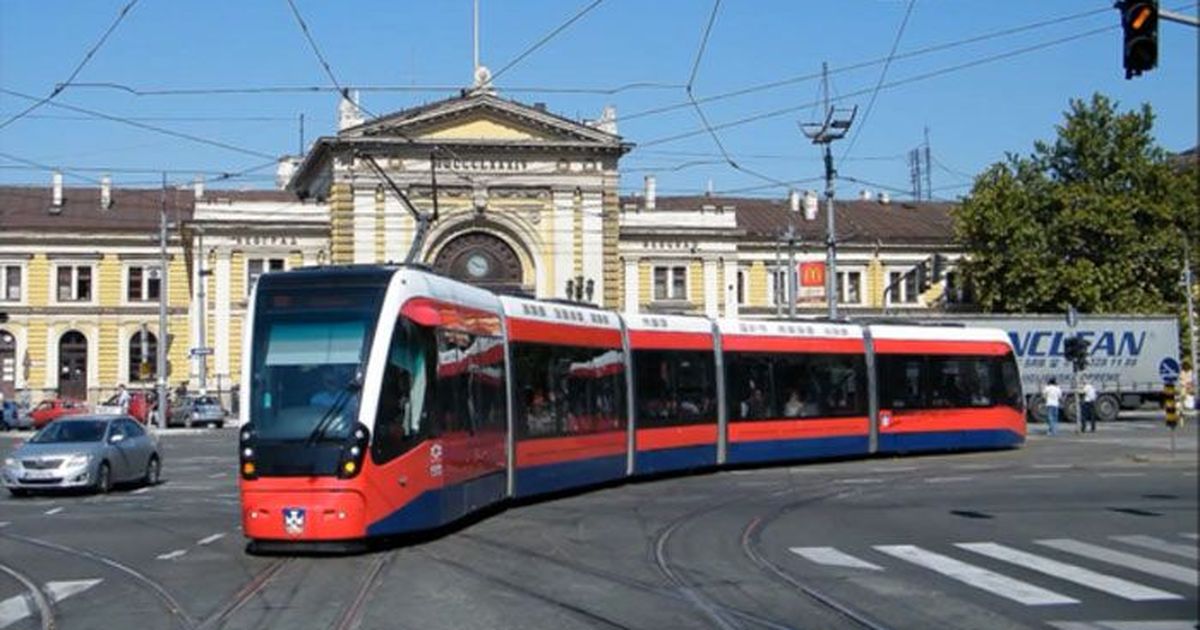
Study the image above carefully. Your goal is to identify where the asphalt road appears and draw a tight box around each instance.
[0,416,1196,630]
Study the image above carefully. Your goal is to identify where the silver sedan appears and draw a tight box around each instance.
[2,415,162,496]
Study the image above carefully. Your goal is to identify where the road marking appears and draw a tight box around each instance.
[43,507,62,516]
[1012,474,1060,480]
[874,544,1077,606]
[958,542,1181,601]
[156,549,187,560]
[1098,472,1146,478]
[788,547,882,570]
[952,464,996,470]
[0,522,8,529]
[1033,464,1072,470]
[924,476,974,483]
[1037,539,1197,586]
[1048,621,1200,630]
[207,472,227,479]
[131,487,150,495]
[1181,533,1198,540]
[834,478,884,484]
[0,578,100,630]
[1110,535,1198,560]
[869,466,918,473]
[197,533,225,546]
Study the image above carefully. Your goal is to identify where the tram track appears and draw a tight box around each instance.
[195,557,292,630]
[0,559,55,630]
[0,531,195,629]
[329,551,393,630]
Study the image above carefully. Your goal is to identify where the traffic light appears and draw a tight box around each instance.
[914,260,930,293]
[1119,0,1158,79]
[1063,335,1090,371]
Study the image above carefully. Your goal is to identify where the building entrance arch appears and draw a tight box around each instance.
[59,331,88,401]
[432,232,526,294]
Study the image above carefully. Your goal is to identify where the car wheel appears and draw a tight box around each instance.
[144,455,161,486]
[8,488,29,498]
[95,462,112,494]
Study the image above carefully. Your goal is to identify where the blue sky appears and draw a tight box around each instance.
[0,1,1196,200]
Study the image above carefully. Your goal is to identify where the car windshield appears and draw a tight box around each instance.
[31,420,107,443]
[195,396,219,406]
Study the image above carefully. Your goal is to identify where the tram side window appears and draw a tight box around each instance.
[727,352,867,421]
[372,318,436,464]
[634,350,717,427]
[878,354,1023,411]
[726,354,775,420]
[513,342,627,440]
[432,330,507,436]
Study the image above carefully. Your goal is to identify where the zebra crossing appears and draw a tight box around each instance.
[788,532,1198,611]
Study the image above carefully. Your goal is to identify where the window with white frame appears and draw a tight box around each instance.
[736,269,748,305]
[247,257,285,296]
[770,267,789,305]
[887,270,920,305]
[0,265,21,302]
[126,265,161,302]
[55,264,93,302]
[652,265,687,301]
[839,270,862,305]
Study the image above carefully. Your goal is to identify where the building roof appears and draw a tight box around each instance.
[0,186,303,232]
[623,195,958,245]
[0,185,193,232]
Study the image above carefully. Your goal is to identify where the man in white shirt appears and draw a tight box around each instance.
[115,384,131,414]
[1042,378,1062,436]
[1081,380,1098,433]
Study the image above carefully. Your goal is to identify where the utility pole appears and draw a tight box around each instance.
[196,227,208,394]
[157,174,169,429]
[801,62,856,320]
[785,224,798,319]
[1185,237,1199,412]
[774,240,783,318]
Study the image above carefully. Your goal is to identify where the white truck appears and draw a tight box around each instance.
[927,314,1180,422]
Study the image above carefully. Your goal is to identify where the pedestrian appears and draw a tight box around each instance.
[115,384,131,414]
[1042,378,1062,436]
[1082,379,1097,433]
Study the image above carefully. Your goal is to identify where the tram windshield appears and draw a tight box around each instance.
[249,274,389,446]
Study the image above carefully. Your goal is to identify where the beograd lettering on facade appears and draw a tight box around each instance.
[436,158,528,172]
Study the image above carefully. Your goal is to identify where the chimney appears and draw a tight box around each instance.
[789,189,800,212]
[803,190,819,221]
[705,178,714,196]
[276,156,300,190]
[879,192,891,205]
[193,175,205,200]
[100,175,112,209]
[51,170,64,211]
[644,175,656,211]
[859,189,873,201]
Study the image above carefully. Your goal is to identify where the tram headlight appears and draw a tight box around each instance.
[337,423,369,480]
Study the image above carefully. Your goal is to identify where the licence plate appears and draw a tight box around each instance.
[21,470,56,480]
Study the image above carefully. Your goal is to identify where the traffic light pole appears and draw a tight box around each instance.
[157,174,168,429]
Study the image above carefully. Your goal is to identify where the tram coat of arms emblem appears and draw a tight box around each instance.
[283,507,306,535]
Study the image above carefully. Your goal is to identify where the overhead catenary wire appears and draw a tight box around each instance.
[619,3,1116,124]
[0,0,141,132]
[284,0,380,121]
[638,21,1122,149]
[838,0,916,164]
[490,0,607,83]
[52,80,686,97]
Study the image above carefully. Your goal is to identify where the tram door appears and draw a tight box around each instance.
[59,331,88,401]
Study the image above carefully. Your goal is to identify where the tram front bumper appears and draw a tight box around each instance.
[242,488,368,541]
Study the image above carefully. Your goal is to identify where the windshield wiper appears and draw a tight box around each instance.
[306,380,361,445]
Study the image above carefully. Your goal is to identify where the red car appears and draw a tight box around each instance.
[29,399,90,430]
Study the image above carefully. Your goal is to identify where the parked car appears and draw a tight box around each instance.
[2,415,161,496]
[94,390,168,426]
[29,399,89,430]
[1,400,33,431]
[169,395,226,428]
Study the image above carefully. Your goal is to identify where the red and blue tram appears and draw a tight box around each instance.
[238,265,1025,547]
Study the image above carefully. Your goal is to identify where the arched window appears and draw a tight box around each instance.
[129,330,158,383]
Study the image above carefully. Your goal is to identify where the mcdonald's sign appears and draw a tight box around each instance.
[799,262,825,287]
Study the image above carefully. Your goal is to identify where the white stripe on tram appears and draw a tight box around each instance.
[873,545,1077,606]
[957,542,1180,601]
[1037,539,1198,587]
[1110,535,1199,561]
[788,547,882,570]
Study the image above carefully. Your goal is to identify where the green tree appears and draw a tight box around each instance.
[954,93,1198,314]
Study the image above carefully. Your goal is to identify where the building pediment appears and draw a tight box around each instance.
[343,93,623,147]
